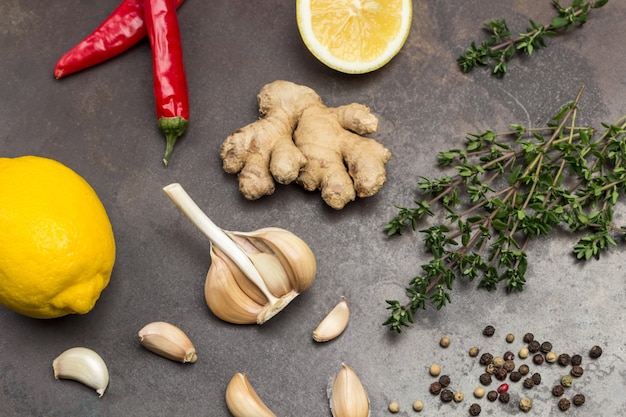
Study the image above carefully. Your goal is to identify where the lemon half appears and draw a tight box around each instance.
[296,0,412,74]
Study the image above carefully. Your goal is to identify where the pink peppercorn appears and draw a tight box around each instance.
[497,383,509,394]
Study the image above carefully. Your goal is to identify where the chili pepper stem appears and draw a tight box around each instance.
[159,116,188,165]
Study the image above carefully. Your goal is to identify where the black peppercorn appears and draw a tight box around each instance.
[487,390,498,402]
[528,340,540,353]
[558,398,571,411]
[571,354,582,366]
[532,353,544,365]
[483,325,495,337]
[523,332,534,343]
[540,341,553,354]
[552,384,565,396]
[523,378,534,389]
[430,381,442,395]
[440,389,454,403]
[439,375,451,387]
[480,353,494,365]
[495,367,508,381]
[498,391,510,403]
[589,345,603,359]
[509,371,522,382]
[571,365,584,377]
[518,364,530,375]
[531,372,541,385]
[572,393,586,406]
[479,373,492,385]
[469,403,481,416]
[503,360,516,372]
[503,351,515,361]
[557,353,571,366]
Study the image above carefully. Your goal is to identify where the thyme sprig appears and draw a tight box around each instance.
[458,0,609,76]
[384,86,626,333]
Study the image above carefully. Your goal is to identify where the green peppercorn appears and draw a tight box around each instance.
[552,385,565,396]
[558,398,571,411]
[570,354,582,366]
[571,365,584,377]
[557,353,571,366]
[589,345,603,359]
[483,325,495,337]
[561,375,573,387]
[572,393,585,406]
[469,403,482,416]
[519,397,532,412]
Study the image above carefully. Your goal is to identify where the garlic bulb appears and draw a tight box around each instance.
[225,373,277,417]
[328,363,370,417]
[163,183,316,324]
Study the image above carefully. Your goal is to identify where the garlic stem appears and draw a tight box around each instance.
[163,183,279,305]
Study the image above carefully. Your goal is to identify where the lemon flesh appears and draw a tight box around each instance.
[296,0,412,74]
[0,156,116,319]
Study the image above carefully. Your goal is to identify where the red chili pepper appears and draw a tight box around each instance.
[144,0,189,165]
[54,0,184,79]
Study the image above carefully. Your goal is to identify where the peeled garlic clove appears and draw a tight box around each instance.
[313,298,350,342]
[52,347,109,397]
[138,321,197,363]
[225,372,277,417]
[328,363,370,417]
[206,247,265,324]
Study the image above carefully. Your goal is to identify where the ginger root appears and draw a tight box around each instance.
[220,80,392,209]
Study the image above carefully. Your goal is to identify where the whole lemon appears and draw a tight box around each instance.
[0,156,116,318]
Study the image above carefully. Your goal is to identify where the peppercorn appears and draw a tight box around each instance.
[505,333,515,343]
[473,386,485,398]
[479,373,492,385]
[430,381,442,395]
[388,402,400,413]
[545,351,558,363]
[518,347,529,359]
[528,340,540,353]
[540,341,553,353]
[439,375,451,387]
[413,400,424,412]
[589,345,603,359]
[487,390,498,402]
[469,403,481,416]
[469,346,480,357]
[497,383,509,394]
[440,389,454,403]
[498,391,510,403]
[480,353,494,366]
[509,371,522,382]
[503,351,515,361]
[454,391,464,403]
[558,398,571,411]
[557,353,571,366]
[523,333,534,343]
[485,363,496,374]
[519,397,532,412]
[570,354,582,366]
[571,365,584,377]
[503,360,515,372]
[518,364,530,375]
[532,353,544,365]
[492,356,505,368]
[429,363,442,376]
[531,372,541,385]
[495,367,508,381]
[483,325,495,337]
[552,384,565,396]
[561,375,573,387]
[572,393,585,406]
[523,378,534,389]
[440,336,451,348]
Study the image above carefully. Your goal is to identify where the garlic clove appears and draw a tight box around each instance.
[328,363,370,417]
[313,298,350,342]
[52,347,109,397]
[206,247,265,324]
[225,372,277,417]
[137,321,198,363]
[212,246,268,306]
[235,227,316,293]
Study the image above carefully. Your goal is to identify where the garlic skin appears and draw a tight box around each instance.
[313,298,350,342]
[328,363,370,417]
[137,321,198,363]
[163,183,316,324]
[225,373,277,417]
[52,347,109,397]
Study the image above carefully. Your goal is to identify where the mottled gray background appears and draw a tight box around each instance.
[1,0,624,416]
